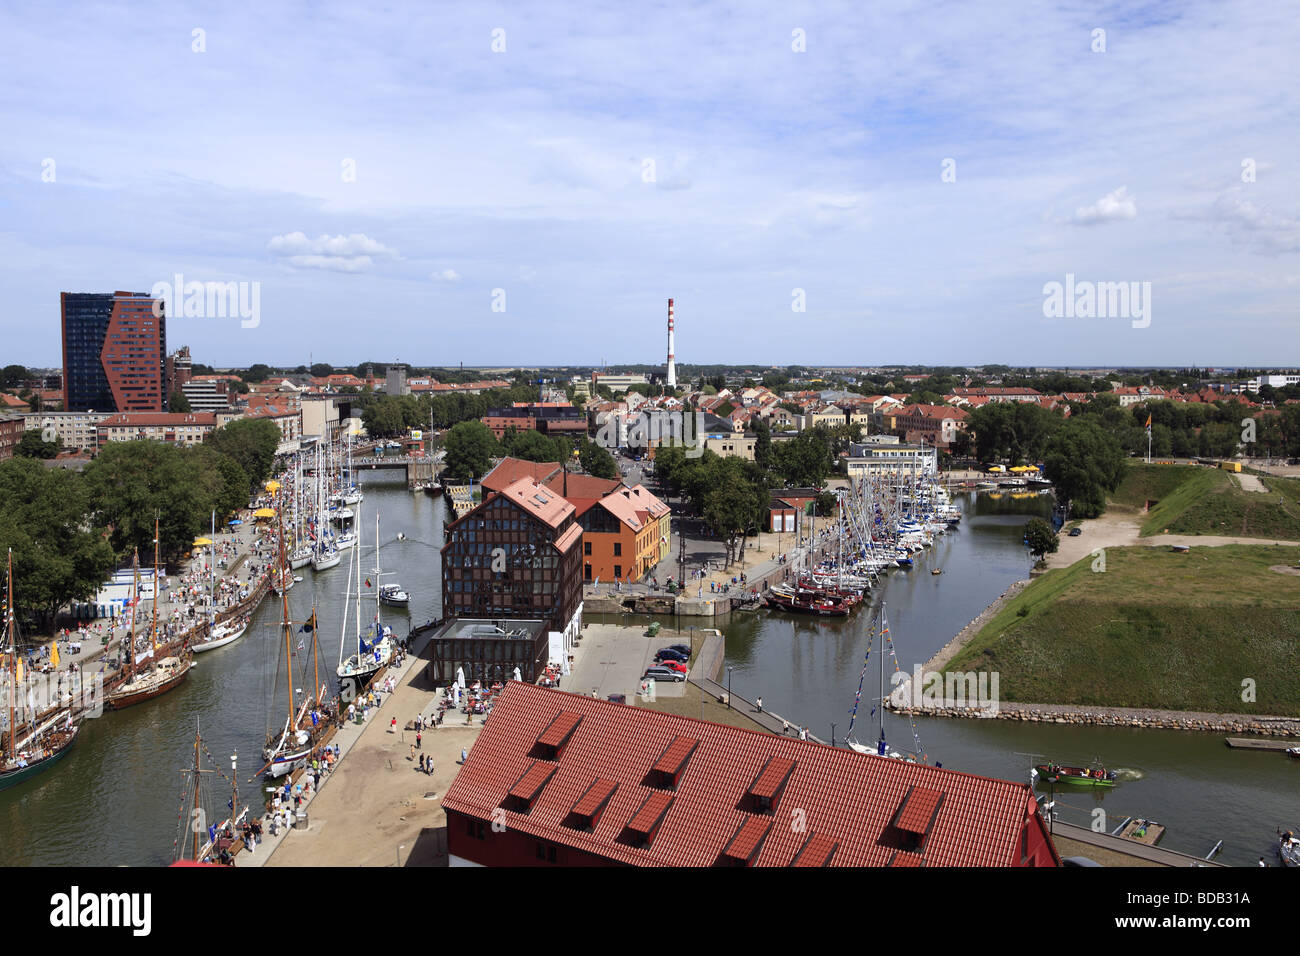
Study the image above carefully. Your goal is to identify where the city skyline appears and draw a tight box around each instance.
[2,2,1298,367]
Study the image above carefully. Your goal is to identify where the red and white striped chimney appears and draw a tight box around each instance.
[666,298,677,388]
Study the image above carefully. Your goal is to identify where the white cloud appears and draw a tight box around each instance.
[1207,193,1300,255]
[267,232,397,272]
[430,268,460,281]
[1071,187,1137,225]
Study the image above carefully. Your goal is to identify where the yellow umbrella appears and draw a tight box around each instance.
[50,641,60,668]
[264,479,281,492]
[253,507,276,519]
[193,537,213,547]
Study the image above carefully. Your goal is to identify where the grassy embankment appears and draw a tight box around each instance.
[1111,463,1300,539]
[945,545,1300,714]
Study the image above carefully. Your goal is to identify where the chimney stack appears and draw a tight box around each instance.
[666,298,677,388]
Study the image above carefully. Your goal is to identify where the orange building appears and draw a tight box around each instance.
[575,484,670,584]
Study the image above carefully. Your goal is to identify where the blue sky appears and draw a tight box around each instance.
[1,1,1297,369]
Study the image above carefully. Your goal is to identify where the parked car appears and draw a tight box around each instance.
[655,649,688,664]
[658,660,688,674]
[644,666,685,683]
[664,644,692,656]
[1068,527,1082,537]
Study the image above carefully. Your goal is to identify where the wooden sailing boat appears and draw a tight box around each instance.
[0,549,80,792]
[106,520,192,710]
[262,499,328,778]
[193,511,249,653]
[174,723,248,863]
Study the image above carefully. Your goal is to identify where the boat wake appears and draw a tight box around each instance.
[1111,768,1144,781]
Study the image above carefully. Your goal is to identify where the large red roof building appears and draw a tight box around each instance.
[443,683,1061,868]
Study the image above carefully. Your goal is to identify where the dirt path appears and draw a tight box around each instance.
[1046,509,1300,570]
[1233,472,1267,493]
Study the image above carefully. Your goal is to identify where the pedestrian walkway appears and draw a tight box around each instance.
[690,675,826,745]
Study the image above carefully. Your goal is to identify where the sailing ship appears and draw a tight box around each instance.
[844,603,923,762]
[191,513,250,654]
[106,524,192,711]
[262,501,329,778]
[337,503,393,701]
[174,723,248,864]
[371,512,411,607]
[1,550,81,792]
[311,445,342,571]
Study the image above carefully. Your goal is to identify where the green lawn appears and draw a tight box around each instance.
[1113,463,1300,540]
[946,545,1300,714]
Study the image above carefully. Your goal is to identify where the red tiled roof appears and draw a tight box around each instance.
[571,779,618,820]
[894,785,945,835]
[442,683,1057,867]
[537,711,583,749]
[721,815,773,863]
[626,790,675,836]
[748,755,797,801]
[482,457,562,494]
[508,760,556,803]
[790,833,839,867]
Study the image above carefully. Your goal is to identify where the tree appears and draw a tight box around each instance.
[84,441,213,565]
[311,363,334,378]
[0,458,116,626]
[703,462,760,567]
[206,418,282,496]
[578,438,617,480]
[753,418,773,472]
[362,396,406,438]
[14,431,58,459]
[1042,418,1125,518]
[1,365,30,389]
[1024,517,1059,559]
[772,427,833,487]
[443,421,500,481]
[169,389,191,413]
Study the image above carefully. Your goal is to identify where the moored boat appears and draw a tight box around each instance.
[1033,761,1118,787]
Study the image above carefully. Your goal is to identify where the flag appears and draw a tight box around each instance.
[1145,414,1152,429]
[365,578,371,587]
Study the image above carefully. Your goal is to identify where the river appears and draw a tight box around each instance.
[600,490,1298,868]
[0,471,445,866]
[3,483,1292,866]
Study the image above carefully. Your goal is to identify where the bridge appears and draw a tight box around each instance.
[303,455,443,488]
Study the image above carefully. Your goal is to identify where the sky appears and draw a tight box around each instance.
[1,1,1297,370]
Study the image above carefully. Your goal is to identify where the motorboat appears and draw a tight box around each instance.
[379,583,410,607]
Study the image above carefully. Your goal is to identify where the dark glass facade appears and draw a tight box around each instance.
[61,292,166,413]
[441,492,583,635]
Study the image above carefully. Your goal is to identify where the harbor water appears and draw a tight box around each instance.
[0,472,445,866]
[2,482,1293,866]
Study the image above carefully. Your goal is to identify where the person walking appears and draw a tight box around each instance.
[756,696,763,713]
[389,716,397,733]
[460,747,468,764]
[782,718,789,735]
[415,731,422,750]
[409,743,416,761]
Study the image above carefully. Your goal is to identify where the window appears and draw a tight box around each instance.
[584,541,592,555]
[614,565,621,579]
[613,542,621,556]
[534,840,556,863]
[465,817,486,840]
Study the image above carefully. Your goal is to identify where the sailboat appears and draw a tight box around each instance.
[106,524,192,710]
[0,550,81,792]
[844,603,923,763]
[289,455,313,570]
[192,512,249,654]
[174,723,248,864]
[262,502,329,778]
[311,445,341,572]
[372,512,411,607]
[337,502,393,701]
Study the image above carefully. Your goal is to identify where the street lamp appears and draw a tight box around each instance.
[726,664,734,710]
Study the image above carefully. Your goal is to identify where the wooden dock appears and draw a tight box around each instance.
[1225,737,1297,751]
[1116,817,1165,846]
[444,484,478,519]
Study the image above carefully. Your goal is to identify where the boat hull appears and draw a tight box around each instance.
[0,726,78,792]
[192,624,247,653]
[106,660,191,710]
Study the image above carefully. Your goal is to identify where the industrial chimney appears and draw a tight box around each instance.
[666,298,677,388]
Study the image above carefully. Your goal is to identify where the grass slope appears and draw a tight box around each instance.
[1113,463,1300,540]
[946,545,1300,714]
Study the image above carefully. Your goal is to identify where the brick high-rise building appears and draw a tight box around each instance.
[61,292,167,413]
